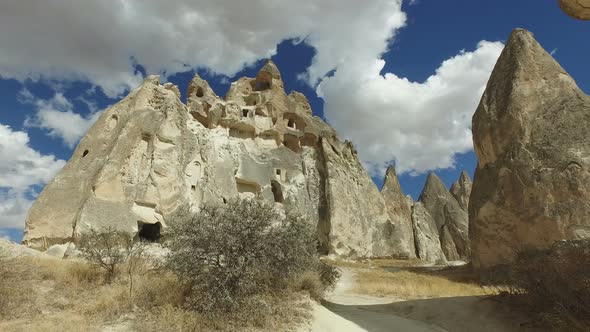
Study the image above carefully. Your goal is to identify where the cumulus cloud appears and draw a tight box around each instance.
[0,0,405,97]
[319,41,504,176]
[0,124,65,228]
[0,189,34,229]
[0,0,503,176]
[20,89,103,148]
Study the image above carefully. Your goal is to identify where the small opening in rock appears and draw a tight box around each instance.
[287,119,296,129]
[254,81,270,91]
[242,109,249,117]
[222,198,227,204]
[276,169,281,175]
[82,150,89,157]
[271,180,284,203]
[138,222,161,242]
[196,87,204,98]
[191,185,196,191]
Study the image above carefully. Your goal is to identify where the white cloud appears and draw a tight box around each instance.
[20,89,103,148]
[0,0,504,177]
[318,41,504,176]
[0,0,405,97]
[0,124,65,228]
[0,189,34,229]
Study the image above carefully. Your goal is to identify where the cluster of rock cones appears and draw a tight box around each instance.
[23,28,590,270]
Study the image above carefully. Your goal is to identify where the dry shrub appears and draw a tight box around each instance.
[504,239,590,331]
[354,269,486,299]
[78,228,140,283]
[166,199,339,318]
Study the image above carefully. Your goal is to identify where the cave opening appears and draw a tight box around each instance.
[138,222,161,242]
[271,180,284,203]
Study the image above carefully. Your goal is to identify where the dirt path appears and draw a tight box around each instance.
[301,268,446,332]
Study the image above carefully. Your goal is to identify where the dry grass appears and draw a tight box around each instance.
[0,255,313,331]
[353,268,487,299]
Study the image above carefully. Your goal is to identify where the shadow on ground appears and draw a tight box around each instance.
[322,295,541,332]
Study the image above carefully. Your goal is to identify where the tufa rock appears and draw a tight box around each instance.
[381,165,416,259]
[450,170,472,211]
[559,0,590,20]
[470,29,590,268]
[23,61,406,259]
[410,201,447,263]
[419,172,470,260]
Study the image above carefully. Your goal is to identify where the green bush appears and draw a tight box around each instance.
[165,199,339,316]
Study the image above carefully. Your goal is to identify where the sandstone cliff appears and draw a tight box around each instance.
[381,165,416,259]
[23,60,406,259]
[418,172,470,261]
[470,29,590,268]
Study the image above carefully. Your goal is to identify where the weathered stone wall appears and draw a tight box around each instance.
[23,61,410,259]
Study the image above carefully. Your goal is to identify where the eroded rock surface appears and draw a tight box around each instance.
[419,173,470,260]
[470,29,590,268]
[450,171,472,211]
[23,60,404,258]
[409,201,446,263]
[559,0,590,20]
[381,166,416,259]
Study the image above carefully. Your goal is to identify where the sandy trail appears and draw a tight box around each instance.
[302,268,446,332]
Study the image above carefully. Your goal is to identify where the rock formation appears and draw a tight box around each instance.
[23,60,405,259]
[559,0,590,20]
[418,173,470,261]
[470,29,590,268]
[408,200,447,263]
[381,166,416,259]
[450,170,472,211]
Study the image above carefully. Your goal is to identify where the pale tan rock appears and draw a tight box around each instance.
[0,239,44,258]
[450,171,472,211]
[411,202,447,263]
[419,173,470,260]
[559,0,590,20]
[23,60,407,258]
[381,165,416,259]
[470,29,590,268]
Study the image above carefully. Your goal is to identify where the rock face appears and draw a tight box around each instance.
[419,173,470,261]
[450,171,472,211]
[23,60,404,259]
[381,166,416,259]
[470,29,590,268]
[559,0,590,20]
[409,200,446,263]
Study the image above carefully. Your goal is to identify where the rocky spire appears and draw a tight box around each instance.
[411,201,447,263]
[470,28,590,268]
[450,170,472,211]
[381,165,416,259]
[419,172,470,261]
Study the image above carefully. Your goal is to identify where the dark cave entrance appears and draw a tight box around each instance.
[138,222,161,242]
[271,180,284,203]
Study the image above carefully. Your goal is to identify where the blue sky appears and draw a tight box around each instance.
[0,1,588,243]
